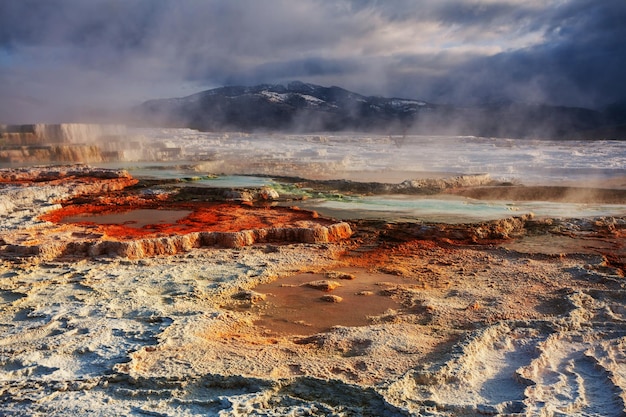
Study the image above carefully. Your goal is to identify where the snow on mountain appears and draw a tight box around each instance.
[259,90,289,103]
[389,99,427,108]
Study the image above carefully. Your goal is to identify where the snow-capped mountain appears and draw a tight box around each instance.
[136,81,431,133]
[135,81,624,139]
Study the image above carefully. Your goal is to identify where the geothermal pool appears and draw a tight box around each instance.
[293,194,626,223]
[60,209,193,228]
[91,165,626,222]
[90,130,626,223]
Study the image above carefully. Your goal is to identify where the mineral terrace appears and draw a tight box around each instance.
[1,165,626,416]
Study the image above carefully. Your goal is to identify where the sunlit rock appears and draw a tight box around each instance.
[258,187,279,200]
[321,294,343,303]
[304,280,342,291]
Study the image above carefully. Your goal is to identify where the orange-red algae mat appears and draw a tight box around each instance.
[41,201,333,240]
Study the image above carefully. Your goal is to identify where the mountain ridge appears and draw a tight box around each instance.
[135,81,625,139]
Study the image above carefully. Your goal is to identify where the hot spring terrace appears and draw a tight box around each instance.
[2,165,626,416]
[2,165,625,262]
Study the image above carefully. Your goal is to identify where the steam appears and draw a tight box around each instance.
[0,1,624,123]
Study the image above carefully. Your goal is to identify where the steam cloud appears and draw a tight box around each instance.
[0,0,624,123]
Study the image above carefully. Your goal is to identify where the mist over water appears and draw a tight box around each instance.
[104,128,626,186]
[81,128,626,222]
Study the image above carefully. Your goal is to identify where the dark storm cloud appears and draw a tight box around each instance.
[334,0,626,107]
[0,0,159,61]
[422,0,626,107]
[540,0,626,106]
[0,0,624,122]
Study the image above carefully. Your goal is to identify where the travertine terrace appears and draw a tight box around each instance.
[1,164,626,416]
[1,166,351,259]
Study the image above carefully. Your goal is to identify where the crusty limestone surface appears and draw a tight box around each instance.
[1,166,625,416]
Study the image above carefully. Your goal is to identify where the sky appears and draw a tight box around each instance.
[0,0,625,123]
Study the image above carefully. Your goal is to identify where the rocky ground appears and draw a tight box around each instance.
[1,166,625,416]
